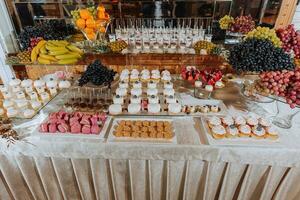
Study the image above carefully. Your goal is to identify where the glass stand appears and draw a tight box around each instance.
[271,100,300,129]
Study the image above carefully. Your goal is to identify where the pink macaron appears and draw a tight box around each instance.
[40,123,49,133]
[48,123,57,133]
[70,123,81,133]
[57,123,69,133]
[91,124,101,134]
[82,124,91,134]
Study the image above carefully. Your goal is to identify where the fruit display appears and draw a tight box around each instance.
[246,26,282,48]
[17,51,31,64]
[295,58,300,67]
[71,5,110,41]
[30,40,83,64]
[219,15,234,30]
[229,38,295,72]
[181,66,200,82]
[108,40,128,53]
[199,69,223,86]
[18,20,76,51]
[78,60,116,87]
[247,69,300,108]
[39,111,107,134]
[229,15,255,34]
[193,40,216,54]
[276,24,300,58]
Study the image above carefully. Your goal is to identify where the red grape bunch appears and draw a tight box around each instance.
[276,24,300,58]
[230,15,255,34]
[286,68,300,108]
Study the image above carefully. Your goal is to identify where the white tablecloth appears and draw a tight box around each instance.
[1,90,300,200]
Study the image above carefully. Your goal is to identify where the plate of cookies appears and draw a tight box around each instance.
[200,115,283,147]
[107,117,177,143]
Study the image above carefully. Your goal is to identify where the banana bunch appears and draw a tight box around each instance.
[31,40,83,64]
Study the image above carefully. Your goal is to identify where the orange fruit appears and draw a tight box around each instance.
[84,27,94,34]
[79,9,92,20]
[76,18,86,29]
[86,32,96,40]
[86,18,96,29]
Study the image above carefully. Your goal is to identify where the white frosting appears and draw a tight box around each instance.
[133,81,142,89]
[113,95,124,104]
[46,79,58,88]
[239,125,251,134]
[34,79,45,88]
[168,103,182,113]
[31,101,41,110]
[9,78,21,87]
[29,92,38,100]
[49,87,57,96]
[21,79,33,88]
[151,70,160,75]
[17,91,25,99]
[131,88,142,96]
[166,96,177,104]
[12,86,21,93]
[141,69,150,75]
[164,82,173,89]
[120,74,129,81]
[130,74,139,80]
[121,69,130,75]
[247,117,258,126]
[147,88,158,96]
[148,103,161,113]
[147,81,157,89]
[259,118,271,127]
[234,116,246,125]
[212,125,226,135]
[163,88,175,96]
[130,96,141,104]
[208,117,221,126]
[205,85,213,92]
[195,81,203,88]
[151,73,160,80]
[109,104,122,114]
[3,100,14,109]
[23,109,35,118]
[16,100,28,108]
[7,108,18,118]
[116,88,127,96]
[148,95,159,104]
[128,103,141,114]
[252,126,266,136]
[222,116,233,125]
[226,125,239,136]
[59,80,71,89]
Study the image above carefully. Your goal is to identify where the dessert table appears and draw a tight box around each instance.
[1,88,300,200]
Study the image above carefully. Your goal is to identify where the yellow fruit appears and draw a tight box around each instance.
[45,44,67,51]
[40,46,47,54]
[48,49,69,56]
[39,54,57,61]
[38,57,51,64]
[31,47,38,62]
[68,51,82,58]
[48,40,68,47]
[58,58,78,64]
[67,45,83,54]
[76,18,86,29]
[35,40,47,54]
[55,54,79,60]
[79,9,92,20]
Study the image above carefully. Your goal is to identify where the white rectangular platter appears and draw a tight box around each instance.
[199,117,283,147]
[33,116,112,140]
[107,117,177,144]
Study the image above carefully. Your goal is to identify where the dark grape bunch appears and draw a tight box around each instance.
[18,20,76,51]
[78,60,116,87]
[229,38,295,72]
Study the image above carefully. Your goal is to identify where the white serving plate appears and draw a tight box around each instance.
[107,117,177,144]
[33,116,112,140]
[199,117,283,147]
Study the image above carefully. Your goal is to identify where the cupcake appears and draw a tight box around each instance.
[6,108,18,118]
[147,80,157,89]
[195,81,203,88]
[221,116,234,126]
[33,79,45,88]
[148,95,159,104]
[46,78,58,89]
[210,105,219,112]
[205,85,213,92]
[166,95,177,104]
[265,126,279,140]
[113,95,124,104]
[119,81,129,89]
[200,105,209,113]
[16,91,25,99]
[211,125,226,139]
[234,116,246,126]
[21,79,33,88]
[141,73,150,82]
[128,103,141,114]
[58,80,71,89]
[130,95,141,104]
[246,116,258,126]
[164,81,173,89]
[226,124,239,138]
[163,88,175,96]
[9,78,21,87]
[133,81,142,89]
[116,88,127,96]
[148,103,161,113]
[23,109,35,118]
[239,124,251,137]
[208,116,221,128]
[147,88,158,96]
[109,104,122,115]
[131,88,142,96]
[259,117,271,127]
[251,125,266,139]
[168,103,182,114]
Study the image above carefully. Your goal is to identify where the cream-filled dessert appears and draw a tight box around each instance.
[128,103,141,114]
[252,125,266,138]
[29,92,38,100]
[148,103,161,113]
[119,81,129,89]
[16,99,28,109]
[116,88,127,96]
[131,88,142,96]
[130,95,141,104]
[164,81,173,89]
[0,85,8,93]
[161,74,171,82]
[58,80,71,89]
[133,81,142,89]
[208,116,221,128]
[168,103,182,114]
[147,81,157,89]
[36,86,45,94]
[130,74,139,82]
[12,86,21,93]
[226,124,239,138]
[16,91,25,99]
[239,124,251,137]
[221,116,234,126]
[147,88,158,96]
[2,92,12,99]
[49,87,57,96]
[25,86,34,93]
[212,125,226,139]
[109,104,122,114]
[113,95,124,104]
[234,116,246,126]
[40,92,50,102]
[148,95,159,104]
[141,73,150,82]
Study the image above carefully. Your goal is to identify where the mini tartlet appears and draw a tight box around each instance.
[251,125,266,139]
[211,125,226,139]
[226,124,239,138]
[208,116,221,128]
[239,124,251,137]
